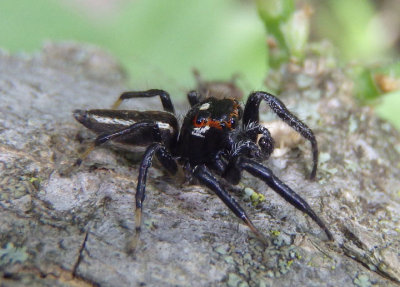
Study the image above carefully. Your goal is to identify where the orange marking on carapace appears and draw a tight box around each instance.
[230,101,240,119]
[192,115,224,130]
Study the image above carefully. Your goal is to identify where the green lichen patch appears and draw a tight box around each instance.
[354,273,373,287]
[0,242,29,266]
[218,236,303,285]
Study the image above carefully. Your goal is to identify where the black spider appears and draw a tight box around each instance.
[73,89,333,243]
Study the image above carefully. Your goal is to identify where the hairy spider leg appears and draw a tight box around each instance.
[135,143,177,231]
[244,124,275,159]
[73,110,178,252]
[243,91,318,179]
[193,164,268,245]
[204,150,228,176]
[128,142,177,253]
[73,142,96,167]
[73,121,162,166]
[228,123,275,161]
[235,157,333,241]
[187,90,201,107]
[112,89,175,114]
[126,142,177,253]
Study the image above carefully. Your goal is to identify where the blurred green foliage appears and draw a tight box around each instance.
[256,0,311,65]
[0,0,267,97]
[256,0,400,129]
[315,0,384,61]
[0,0,399,129]
[311,0,400,129]
[353,63,400,102]
[256,0,295,65]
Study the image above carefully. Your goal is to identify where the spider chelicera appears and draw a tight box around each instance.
[73,88,333,243]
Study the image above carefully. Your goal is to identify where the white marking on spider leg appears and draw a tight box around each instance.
[91,114,135,126]
[157,121,174,133]
[91,115,174,134]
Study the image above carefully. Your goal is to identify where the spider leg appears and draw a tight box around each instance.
[192,164,268,244]
[243,123,275,158]
[135,143,177,232]
[243,91,318,179]
[74,121,162,166]
[154,144,178,176]
[235,156,333,241]
[112,89,175,114]
[208,151,228,175]
[187,90,200,107]
[126,142,176,253]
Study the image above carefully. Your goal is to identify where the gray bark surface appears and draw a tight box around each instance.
[0,43,399,287]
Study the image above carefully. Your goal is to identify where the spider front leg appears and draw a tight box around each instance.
[243,91,318,179]
[192,164,268,244]
[241,123,275,159]
[112,89,175,114]
[234,156,333,241]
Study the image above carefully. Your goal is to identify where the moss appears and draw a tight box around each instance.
[250,192,266,206]
[244,187,266,206]
[28,176,42,183]
[270,230,281,236]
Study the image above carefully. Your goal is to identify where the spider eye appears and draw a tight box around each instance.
[196,117,207,125]
[230,117,236,127]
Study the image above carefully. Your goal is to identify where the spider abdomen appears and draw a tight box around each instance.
[74,109,178,148]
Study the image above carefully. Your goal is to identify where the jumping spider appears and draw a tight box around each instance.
[73,88,333,243]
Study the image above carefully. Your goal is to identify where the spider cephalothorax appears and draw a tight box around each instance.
[73,88,333,244]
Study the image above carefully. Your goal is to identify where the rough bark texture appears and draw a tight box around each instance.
[0,43,399,287]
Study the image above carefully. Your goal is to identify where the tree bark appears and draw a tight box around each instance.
[1,43,399,286]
